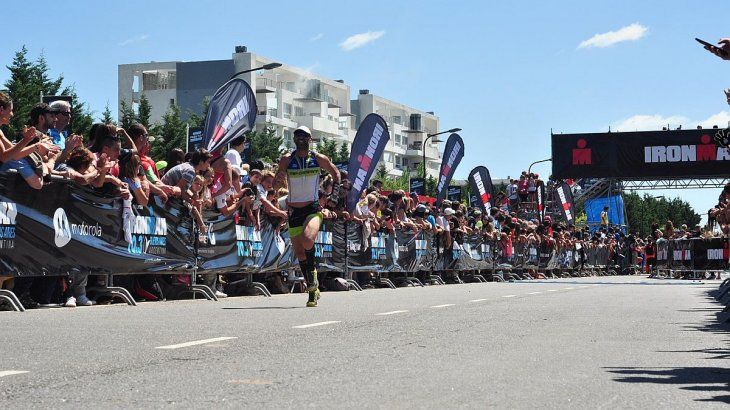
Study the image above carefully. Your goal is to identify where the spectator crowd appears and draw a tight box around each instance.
[0,90,726,310]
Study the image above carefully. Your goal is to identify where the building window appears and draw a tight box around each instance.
[295,105,304,116]
[395,134,401,145]
[392,115,402,125]
[283,103,292,119]
[169,98,175,106]
[402,135,408,146]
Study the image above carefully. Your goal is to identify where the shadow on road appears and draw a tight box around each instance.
[607,287,730,404]
[604,367,730,404]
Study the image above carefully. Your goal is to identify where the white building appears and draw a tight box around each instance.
[118,46,442,178]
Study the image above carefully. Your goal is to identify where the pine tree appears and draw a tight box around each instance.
[151,104,187,159]
[248,126,284,163]
[4,46,86,139]
[101,102,115,124]
[137,94,152,129]
[316,137,338,159]
[337,141,350,163]
[118,100,136,131]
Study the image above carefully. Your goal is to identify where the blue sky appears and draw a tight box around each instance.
[2,0,729,222]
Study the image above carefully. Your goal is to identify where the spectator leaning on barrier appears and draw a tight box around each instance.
[0,93,54,167]
[129,124,179,202]
[0,103,61,190]
[162,148,213,200]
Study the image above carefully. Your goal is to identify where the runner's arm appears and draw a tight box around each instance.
[273,154,291,191]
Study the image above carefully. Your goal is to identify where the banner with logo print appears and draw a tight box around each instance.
[552,129,730,179]
[346,114,390,213]
[555,181,575,224]
[467,166,495,214]
[187,126,204,152]
[202,78,258,153]
[435,133,464,206]
[0,173,192,277]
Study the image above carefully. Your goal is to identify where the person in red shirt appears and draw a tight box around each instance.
[128,124,180,201]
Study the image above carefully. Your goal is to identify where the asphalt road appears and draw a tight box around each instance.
[1,276,728,409]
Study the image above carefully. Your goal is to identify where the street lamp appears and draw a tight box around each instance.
[422,128,461,178]
[230,62,282,79]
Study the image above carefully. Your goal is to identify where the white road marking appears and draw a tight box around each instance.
[0,370,30,378]
[430,304,455,308]
[502,295,517,298]
[155,337,237,350]
[292,321,341,329]
[546,289,559,292]
[375,310,409,316]
[527,292,542,295]
[564,287,575,290]
[468,299,488,303]
[578,286,589,289]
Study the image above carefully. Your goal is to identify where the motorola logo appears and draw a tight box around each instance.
[53,208,72,248]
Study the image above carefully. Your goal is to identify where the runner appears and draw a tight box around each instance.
[275,126,341,307]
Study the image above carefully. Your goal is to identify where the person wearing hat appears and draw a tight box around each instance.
[274,125,341,307]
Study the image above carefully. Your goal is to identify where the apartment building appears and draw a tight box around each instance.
[118,46,442,178]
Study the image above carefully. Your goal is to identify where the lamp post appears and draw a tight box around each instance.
[230,62,282,79]
[422,128,461,178]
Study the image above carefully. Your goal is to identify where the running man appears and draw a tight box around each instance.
[275,126,341,307]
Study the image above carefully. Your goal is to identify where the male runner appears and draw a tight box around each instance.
[275,126,340,307]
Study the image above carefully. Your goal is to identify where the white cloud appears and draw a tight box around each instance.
[578,23,647,49]
[119,34,149,47]
[339,30,385,51]
[309,33,324,42]
[611,111,730,132]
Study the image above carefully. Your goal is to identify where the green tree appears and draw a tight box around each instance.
[624,192,701,237]
[248,125,285,163]
[316,137,338,159]
[425,175,437,197]
[186,96,210,128]
[118,100,136,131]
[381,168,411,191]
[101,102,115,124]
[374,163,388,181]
[137,94,153,129]
[4,46,63,136]
[151,104,187,159]
[337,141,350,163]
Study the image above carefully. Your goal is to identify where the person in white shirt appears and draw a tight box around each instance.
[224,136,246,170]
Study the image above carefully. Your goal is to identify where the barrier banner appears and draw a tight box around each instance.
[670,239,693,270]
[692,237,729,270]
[435,133,464,206]
[346,114,390,213]
[551,129,730,179]
[0,173,192,277]
[313,220,340,273]
[203,78,258,153]
[409,177,425,195]
[468,166,494,213]
[394,229,431,272]
[555,181,575,224]
[655,239,669,269]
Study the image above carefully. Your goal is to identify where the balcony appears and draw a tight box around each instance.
[255,77,277,94]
